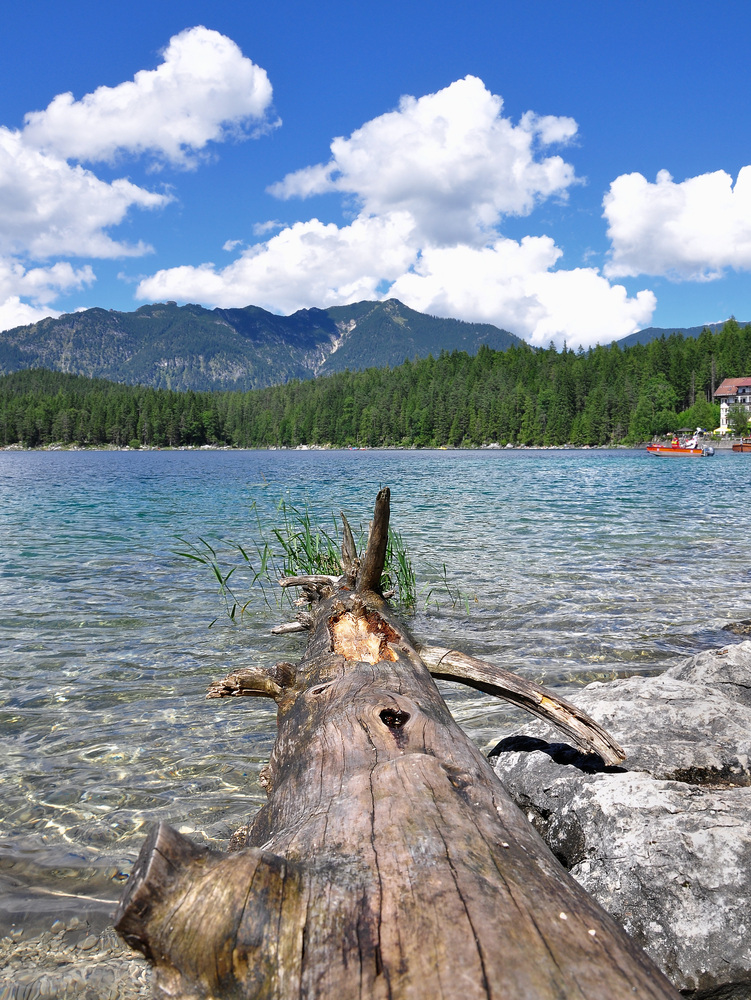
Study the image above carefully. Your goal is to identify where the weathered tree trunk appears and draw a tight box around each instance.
[115,488,680,1000]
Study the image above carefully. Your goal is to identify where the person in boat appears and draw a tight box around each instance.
[671,435,680,448]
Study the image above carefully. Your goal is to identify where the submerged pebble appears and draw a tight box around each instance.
[0,924,151,999]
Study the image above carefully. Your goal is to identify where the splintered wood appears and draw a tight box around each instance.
[115,487,680,1000]
[330,606,399,663]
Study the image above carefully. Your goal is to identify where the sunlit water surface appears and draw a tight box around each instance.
[1,448,749,994]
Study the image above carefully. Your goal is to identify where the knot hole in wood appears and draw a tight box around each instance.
[379,708,411,729]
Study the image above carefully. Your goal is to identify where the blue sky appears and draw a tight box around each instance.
[1,0,750,349]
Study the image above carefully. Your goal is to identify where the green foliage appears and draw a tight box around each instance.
[676,398,720,431]
[0,299,520,392]
[1,319,751,449]
[174,534,273,625]
[174,535,245,626]
[271,500,343,579]
[270,499,417,607]
[421,564,476,615]
[383,529,416,606]
[728,401,751,435]
[176,499,418,623]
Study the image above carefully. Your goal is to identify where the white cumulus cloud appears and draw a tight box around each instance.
[389,238,656,348]
[138,221,654,350]
[140,76,655,349]
[270,76,579,245]
[0,258,95,305]
[604,167,751,280]
[0,297,60,330]
[22,26,275,168]
[0,127,169,259]
[0,258,95,331]
[139,212,419,313]
[0,27,275,332]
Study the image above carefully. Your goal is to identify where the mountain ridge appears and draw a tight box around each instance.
[615,320,749,349]
[0,299,521,392]
[2,299,745,393]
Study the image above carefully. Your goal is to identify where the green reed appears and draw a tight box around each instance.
[421,563,476,615]
[174,534,274,626]
[271,499,343,579]
[175,497,419,624]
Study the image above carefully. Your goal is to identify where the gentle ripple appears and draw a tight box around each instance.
[0,447,749,991]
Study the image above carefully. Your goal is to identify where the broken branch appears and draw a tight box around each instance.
[206,662,297,702]
[357,486,390,593]
[418,645,625,766]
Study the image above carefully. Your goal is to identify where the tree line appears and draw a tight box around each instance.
[2,320,750,449]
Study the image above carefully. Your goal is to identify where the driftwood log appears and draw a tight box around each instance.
[115,488,680,1000]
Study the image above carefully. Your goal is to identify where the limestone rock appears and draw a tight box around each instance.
[491,641,751,999]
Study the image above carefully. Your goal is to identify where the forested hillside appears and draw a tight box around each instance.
[2,320,750,449]
[616,319,749,349]
[0,298,520,390]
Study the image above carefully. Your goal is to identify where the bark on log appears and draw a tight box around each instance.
[115,488,680,1000]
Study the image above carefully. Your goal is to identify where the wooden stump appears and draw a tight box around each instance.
[115,488,680,1000]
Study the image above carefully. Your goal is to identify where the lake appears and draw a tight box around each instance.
[0,447,748,996]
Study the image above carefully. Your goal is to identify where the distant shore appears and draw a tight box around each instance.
[0,439,742,453]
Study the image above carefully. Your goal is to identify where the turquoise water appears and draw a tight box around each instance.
[0,447,749,992]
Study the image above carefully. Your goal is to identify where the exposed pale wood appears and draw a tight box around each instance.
[419,644,625,766]
[278,574,340,588]
[330,599,399,664]
[271,621,307,635]
[116,491,680,1000]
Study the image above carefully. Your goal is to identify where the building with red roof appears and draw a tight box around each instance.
[714,377,751,431]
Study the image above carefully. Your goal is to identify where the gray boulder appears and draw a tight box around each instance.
[491,641,751,999]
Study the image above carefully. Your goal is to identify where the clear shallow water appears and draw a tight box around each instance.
[1,447,749,991]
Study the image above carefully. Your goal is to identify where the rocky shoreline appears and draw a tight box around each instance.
[0,438,745,452]
[492,639,751,999]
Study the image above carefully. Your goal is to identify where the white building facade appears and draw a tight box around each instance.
[714,377,751,431]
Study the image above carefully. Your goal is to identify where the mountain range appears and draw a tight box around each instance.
[615,321,748,349]
[0,299,742,392]
[0,299,521,392]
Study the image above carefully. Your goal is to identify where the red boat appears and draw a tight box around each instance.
[647,429,715,457]
[647,444,714,457]
[733,439,751,453]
